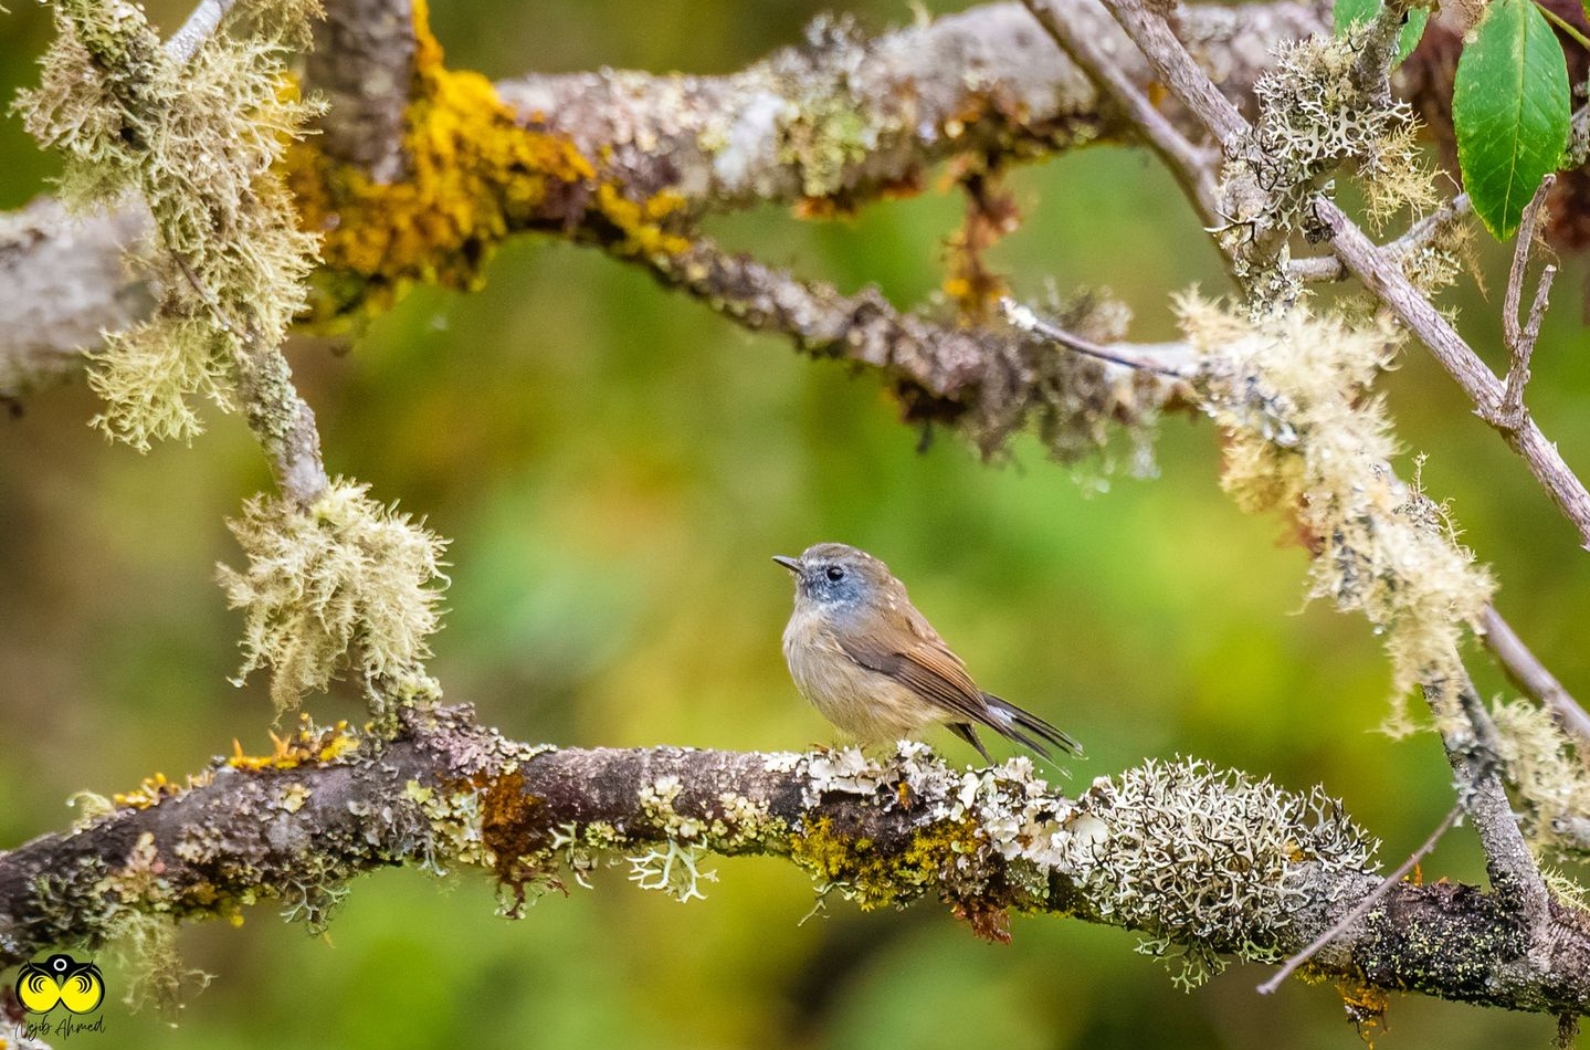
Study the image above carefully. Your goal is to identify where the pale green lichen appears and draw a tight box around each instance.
[627,842,719,902]
[94,833,215,1012]
[15,0,321,449]
[1491,698,1590,859]
[775,16,887,201]
[1220,27,1435,294]
[217,480,449,713]
[1187,296,1494,729]
[1078,759,1375,989]
[405,780,489,873]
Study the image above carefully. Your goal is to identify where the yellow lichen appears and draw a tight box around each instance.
[229,717,363,771]
[789,815,984,910]
[284,0,688,323]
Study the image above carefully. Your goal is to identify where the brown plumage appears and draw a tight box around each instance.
[775,543,1080,762]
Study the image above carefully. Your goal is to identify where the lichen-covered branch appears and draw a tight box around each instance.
[1032,0,1560,932]
[1314,200,1590,551]
[3,704,1590,1014]
[496,0,1323,216]
[0,0,1366,394]
[302,0,415,183]
[643,238,1187,458]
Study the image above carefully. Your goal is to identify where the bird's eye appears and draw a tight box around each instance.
[825,566,845,582]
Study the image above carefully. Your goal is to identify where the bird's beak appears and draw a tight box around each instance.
[772,555,801,574]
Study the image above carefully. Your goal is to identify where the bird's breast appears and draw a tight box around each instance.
[781,605,942,743]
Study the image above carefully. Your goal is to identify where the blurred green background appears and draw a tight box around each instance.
[3,0,1590,1046]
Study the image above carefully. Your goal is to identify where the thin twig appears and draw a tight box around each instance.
[1021,0,1220,226]
[1001,298,1195,377]
[1482,604,1590,741]
[1092,0,1249,151]
[1257,804,1462,994]
[164,0,239,63]
[1499,175,1559,428]
[1313,197,1590,549]
[1289,194,1472,283]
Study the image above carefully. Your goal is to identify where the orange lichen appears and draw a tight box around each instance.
[228,717,360,771]
[284,0,690,323]
[941,168,1019,322]
[111,769,215,810]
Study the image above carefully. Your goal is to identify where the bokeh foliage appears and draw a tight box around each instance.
[2,0,1589,1045]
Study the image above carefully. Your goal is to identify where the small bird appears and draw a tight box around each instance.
[774,542,1081,762]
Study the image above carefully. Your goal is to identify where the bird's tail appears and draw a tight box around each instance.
[982,693,1083,759]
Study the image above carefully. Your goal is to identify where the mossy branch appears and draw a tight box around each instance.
[0,0,1497,397]
[2,703,1589,1014]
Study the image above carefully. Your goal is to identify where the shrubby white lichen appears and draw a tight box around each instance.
[217,480,450,713]
[627,842,719,903]
[791,744,1373,985]
[15,0,322,448]
[1187,296,1494,728]
[1074,758,1375,988]
[1219,27,1434,295]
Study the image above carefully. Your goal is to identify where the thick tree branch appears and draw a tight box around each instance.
[0,200,155,397]
[0,0,1324,397]
[3,704,1590,1014]
[303,0,416,183]
[496,1,1322,215]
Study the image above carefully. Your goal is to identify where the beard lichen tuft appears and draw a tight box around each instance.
[1491,698,1590,860]
[217,480,450,713]
[1187,295,1494,728]
[1218,27,1435,294]
[16,0,322,450]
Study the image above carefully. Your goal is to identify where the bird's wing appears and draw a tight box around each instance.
[836,627,994,725]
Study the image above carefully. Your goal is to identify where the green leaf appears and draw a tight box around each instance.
[1453,0,1571,239]
[1333,0,1431,65]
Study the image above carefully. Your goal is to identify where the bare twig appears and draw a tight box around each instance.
[1481,604,1590,741]
[164,0,239,63]
[1313,198,1590,549]
[1021,0,1219,226]
[1091,0,1248,151]
[1001,298,1195,377]
[1498,176,1559,429]
[1257,803,1462,995]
